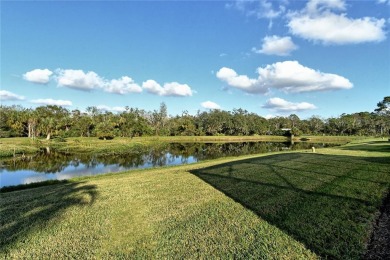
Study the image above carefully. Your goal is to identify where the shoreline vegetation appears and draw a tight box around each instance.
[1,138,389,258]
[0,135,358,158]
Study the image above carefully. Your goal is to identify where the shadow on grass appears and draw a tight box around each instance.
[190,153,390,259]
[340,141,390,153]
[0,182,97,253]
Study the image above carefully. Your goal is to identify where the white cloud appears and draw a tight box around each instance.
[216,67,268,94]
[377,0,390,5]
[104,76,142,94]
[306,0,346,14]
[201,101,221,110]
[56,69,143,95]
[260,0,285,19]
[228,0,286,28]
[30,98,72,106]
[253,35,298,56]
[288,0,386,44]
[217,61,353,94]
[264,114,277,119]
[262,97,317,112]
[142,80,193,97]
[257,61,353,92]
[24,68,192,97]
[96,105,126,112]
[232,0,285,19]
[0,90,25,101]
[23,69,53,84]
[56,69,105,91]
[162,82,193,97]
[142,80,164,95]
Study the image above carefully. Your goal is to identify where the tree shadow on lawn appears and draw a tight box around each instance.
[190,153,390,259]
[0,182,97,254]
[340,141,390,153]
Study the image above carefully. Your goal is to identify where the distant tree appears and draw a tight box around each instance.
[231,109,249,135]
[375,96,390,115]
[0,105,26,137]
[151,102,168,136]
[26,109,38,139]
[308,116,324,135]
[95,123,115,140]
[247,113,267,135]
[35,105,70,140]
[374,96,390,136]
[169,111,197,136]
[70,110,94,137]
[288,114,300,128]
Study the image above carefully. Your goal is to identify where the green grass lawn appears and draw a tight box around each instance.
[1,138,389,258]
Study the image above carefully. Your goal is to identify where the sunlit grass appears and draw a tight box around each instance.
[0,158,318,259]
[0,137,42,157]
[0,138,388,258]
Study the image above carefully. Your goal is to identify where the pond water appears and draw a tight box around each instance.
[0,141,338,187]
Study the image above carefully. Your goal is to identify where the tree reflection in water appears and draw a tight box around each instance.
[0,142,337,187]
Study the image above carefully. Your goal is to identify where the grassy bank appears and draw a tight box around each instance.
[0,135,357,158]
[1,139,388,258]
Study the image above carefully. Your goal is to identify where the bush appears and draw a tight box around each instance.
[98,134,115,140]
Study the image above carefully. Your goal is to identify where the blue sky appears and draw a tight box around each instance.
[1,0,389,119]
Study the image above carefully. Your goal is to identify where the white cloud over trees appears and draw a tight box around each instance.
[104,76,142,94]
[30,98,72,106]
[142,80,193,97]
[56,69,104,91]
[217,61,352,94]
[262,97,317,112]
[201,101,221,109]
[96,105,127,112]
[288,0,386,44]
[216,67,267,94]
[23,68,194,97]
[252,35,298,56]
[23,69,53,84]
[0,90,25,101]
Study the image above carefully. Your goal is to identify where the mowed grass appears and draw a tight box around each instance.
[1,138,389,258]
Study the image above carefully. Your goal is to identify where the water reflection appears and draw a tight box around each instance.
[0,142,336,187]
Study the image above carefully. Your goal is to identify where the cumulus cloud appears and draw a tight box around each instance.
[0,90,25,101]
[142,80,193,97]
[216,67,268,94]
[104,76,142,94]
[23,69,53,84]
[262,97,317,112]
[257,60,353,92]
[96,105,126,112]
[201,101,221,110]
[264,114,277,119]
[252,35,298,56]
[56,69,105,91]
[288,0,386,44]
[30,98,72,106]
[26,68,192,97]
[306,0,346,14]
[217,61,352,94]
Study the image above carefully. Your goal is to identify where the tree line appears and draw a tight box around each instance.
[1,97,389,139]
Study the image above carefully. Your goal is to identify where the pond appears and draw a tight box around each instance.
[0,141,338,188]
